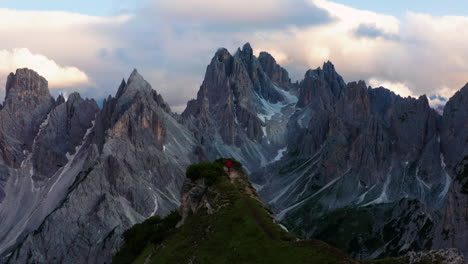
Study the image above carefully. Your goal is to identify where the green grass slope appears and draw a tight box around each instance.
[113,159,358,264]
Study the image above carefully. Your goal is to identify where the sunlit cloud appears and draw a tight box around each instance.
[155,0,329,26]
[0,8,131,30]
[0,48,89,89]
[368,78,413,98]
[0,0,467,111]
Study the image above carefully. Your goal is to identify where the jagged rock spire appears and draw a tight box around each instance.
[0,68,54,167]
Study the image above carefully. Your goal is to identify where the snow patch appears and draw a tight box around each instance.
[276,176,341,220]
[270,147,287,164]
[356,185,376,204]
[48,121,95,195]
[274,85,298,104]
[438,154,452,199]
[279,224,289,232]
[252,183,265,192]
[256,94,286,122]
[261,126,267,137]
[416,176,430,190]
[362,170,392,206]
[151,195,159,216]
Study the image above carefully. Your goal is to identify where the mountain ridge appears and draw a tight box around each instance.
[0,43,466,263]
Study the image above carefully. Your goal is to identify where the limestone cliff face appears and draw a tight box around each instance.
[254,64,465,258]
[32,92,99,181]
[0,44,467,263]
[0,69,54,168]
[182,43,297,171]
[3,70,198,264]
[435,84,468,257]
[178,166,260,226]
[258,51,291,89]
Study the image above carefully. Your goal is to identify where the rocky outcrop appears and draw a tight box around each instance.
[254,61,462,259]
[258,52,291,89]
[5,70,198,264]
[0,44,466,263]
[182,43,297,171]
[404,248,465,264]
[178,178,210,226]
[178,165,258,226]
[0,69,54,167]
[440,84,468,170]
[32,93,99,181]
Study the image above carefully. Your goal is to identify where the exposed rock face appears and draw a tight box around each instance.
[182,43,297,171]
[0,43,466,263]
[404,248,465,264]
[434,84,468,258]
[0,69,54,167]
[178,166,257,226]
[2,70,197,264]
[178,178,210,225]
[32,92,99,181]
[253,63,466,259]
[0,70,90,258]
[258,51,291,89]
[440,84,468,170]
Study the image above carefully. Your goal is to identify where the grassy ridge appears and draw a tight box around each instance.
[113,160,356,264]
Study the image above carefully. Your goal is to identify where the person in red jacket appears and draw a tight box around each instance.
[226,160,233,173]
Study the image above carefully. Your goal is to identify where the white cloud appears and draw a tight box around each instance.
[236,0,468,103]
[368,78,414,98]
[311,0,400,34]
[0,48,89,88]
[156,0,319,24]
[1,0,467,109]
[0,9,131,30]
[0,8,133,98]
[142,68,203,113]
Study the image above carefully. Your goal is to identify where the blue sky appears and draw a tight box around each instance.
[0,0,466,111]
[0,0,144,15]
[2,0,467,17]
[333,0,468,17]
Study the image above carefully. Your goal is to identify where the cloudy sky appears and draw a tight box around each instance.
[0,0,467,111]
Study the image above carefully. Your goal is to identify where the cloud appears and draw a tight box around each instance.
[1,0,468,112]
[0,8,131,30]
[354,23,399,40]
[233,0,468,103]
[368,78,413,98]
[155,0,331,27]
[0,48,89,89]
[0,8,133,99]
[141,68,203,113]
[113,0,468,111]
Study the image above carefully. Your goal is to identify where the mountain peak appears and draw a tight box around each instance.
[0,68,54,167]
[323,60,335,70]
[235,42,254,62]
[67,92,83,104]
[258,51,277,64]
[214,48,231,62]
[5,68,50,103]
[115,78,127,98]
[56,93,65,106]
[117,69,153,97]
[258,51,291,88]
[127,69,142,84]
[242,42,253,53]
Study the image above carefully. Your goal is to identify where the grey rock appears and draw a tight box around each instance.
[0,69,54,168]
[5,69,198,264]
[258,51,291,89]
[1,44,467,263]
[32,92,99,180]
[404,248,465,264]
